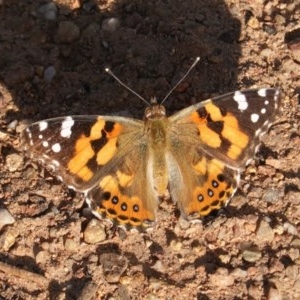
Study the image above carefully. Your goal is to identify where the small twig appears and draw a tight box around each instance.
[0,261,48,288]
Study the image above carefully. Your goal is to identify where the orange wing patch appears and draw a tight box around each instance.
[190,102,249,160]
[187,158,237,218]
[67,119,122,181]
[92,175,155,227]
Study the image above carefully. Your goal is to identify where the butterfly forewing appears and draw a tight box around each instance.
[22,116,143,190]
[169,88,281,169]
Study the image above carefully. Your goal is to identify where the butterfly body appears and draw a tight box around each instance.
[22,88,281,229]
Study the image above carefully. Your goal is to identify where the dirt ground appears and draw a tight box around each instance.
[0,0,299,299]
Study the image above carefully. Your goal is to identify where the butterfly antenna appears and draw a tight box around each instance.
[105,68,151,106]
[160,57,200,105]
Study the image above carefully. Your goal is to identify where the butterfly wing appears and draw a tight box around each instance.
[22,115,158,228]
[167,88,281,219]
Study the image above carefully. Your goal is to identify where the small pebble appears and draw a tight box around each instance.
[283,221,298,236]
[247,16,260,29]
[7,120,18,131]
[38,2,57,15]
[149,277,165,290]
[242,246,262,262]
[44,10,57,21]
[231,268,248,278]
[81,23,101,39]
[209,268,234,287]
[178,215,190,230]
[49,227,58,238]
[0,228,19,251]
[152,260,166,273]
[291,238,300,248]
[256,220,274,242]
[78,282,98,300]
[99,253,127,283]
[88,254,98,263]
[285,265,298,280]
[0,209,15,230]
[170,240,182,252]
[83,219,106,244]
[260,48,273,58]
[267,287,282,300]
[64,238,78,252]
[56,21,80,43]
[41,242,50,250]
[6,153,23,172]
[43,66,56,82]
[262,188,280,203]
[36,250,49,264]
[144,294,159,300]
[102,18,120,33]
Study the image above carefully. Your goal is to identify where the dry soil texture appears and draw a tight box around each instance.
[0,1,299,299]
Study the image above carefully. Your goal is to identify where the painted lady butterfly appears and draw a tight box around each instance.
[22,79,281,229]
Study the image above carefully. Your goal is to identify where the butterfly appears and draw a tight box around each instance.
[22,88,281,229]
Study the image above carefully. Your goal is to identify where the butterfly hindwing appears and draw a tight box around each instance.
[168,151,239,219]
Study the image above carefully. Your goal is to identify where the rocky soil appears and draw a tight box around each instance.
[0,0,299,299]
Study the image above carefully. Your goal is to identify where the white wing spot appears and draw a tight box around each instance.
[258,88,267,97]
[39,121,48,131]
[233,91,248,111]
[61,117,75,138]
[52,143,61,153]
[264,100,269,105]
[251,113,259,123]
[42,141,49,148]
[261,108,266,114]
[38,134,43,139]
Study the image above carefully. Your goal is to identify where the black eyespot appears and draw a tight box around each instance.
[118,215,128,221]
[219,191,225,198]
[133,204,139,212]
[197,194,204,202]
[207,189,214,197]
[212,180,219,188]
[111,196,118,204]
[211,200,220,207]
[102,191,111,200]
[200,205,210,213]
[130,217,140,223]
[121,203,127,211]
[217,174,225,182]
[107,208,117,216]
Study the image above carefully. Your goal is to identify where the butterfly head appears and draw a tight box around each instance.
[144,98,166,120]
